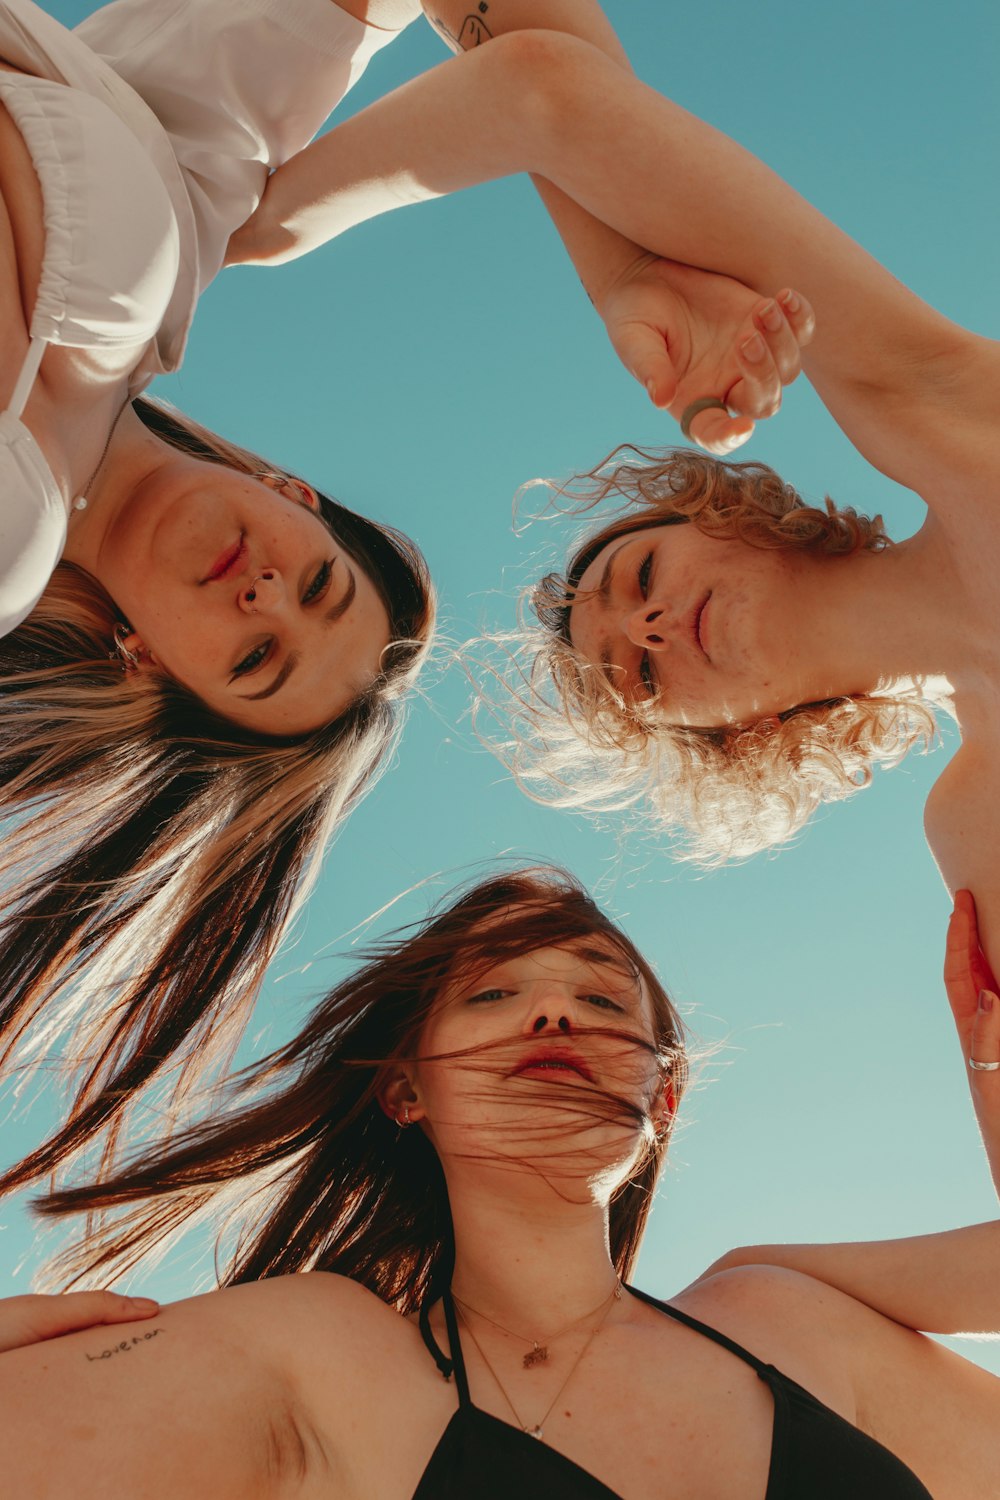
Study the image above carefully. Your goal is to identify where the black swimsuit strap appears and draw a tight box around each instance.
[418,1289,471,1404]
[625,1284,773,1378]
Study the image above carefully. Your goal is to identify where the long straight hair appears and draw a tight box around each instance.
[36,868,687,1310]
[0,399,434,1197]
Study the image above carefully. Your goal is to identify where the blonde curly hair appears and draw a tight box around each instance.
[494,446,941,864]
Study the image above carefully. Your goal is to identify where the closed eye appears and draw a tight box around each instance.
[468,988,510,1004]
[637,551,653,598]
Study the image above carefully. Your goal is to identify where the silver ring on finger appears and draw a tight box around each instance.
[968,1056,1000,1071]
[680,397,730,441]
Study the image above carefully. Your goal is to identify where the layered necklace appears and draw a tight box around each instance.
[452,1279,622,1441]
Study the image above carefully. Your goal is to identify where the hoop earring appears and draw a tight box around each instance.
[110,622,141,673]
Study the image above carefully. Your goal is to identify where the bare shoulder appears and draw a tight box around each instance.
[924,746,1000,970]
[673,1266,1000,1500]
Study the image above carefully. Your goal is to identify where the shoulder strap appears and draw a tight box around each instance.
[625,1284,773,1378]
[8,338,46,419]
[418,1290,472,1404]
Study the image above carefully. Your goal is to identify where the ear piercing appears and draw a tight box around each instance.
[110,622,141,672]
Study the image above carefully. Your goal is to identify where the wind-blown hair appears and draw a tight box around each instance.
[36,868,687,1310]
[0,398,434,1198]
[496,446,939,864]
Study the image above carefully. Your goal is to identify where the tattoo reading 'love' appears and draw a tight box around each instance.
[84,1327,165,1362]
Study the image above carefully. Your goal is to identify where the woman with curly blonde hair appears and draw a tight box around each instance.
[512,444,944,865]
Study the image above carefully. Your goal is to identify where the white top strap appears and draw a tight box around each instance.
[8,337,46,419]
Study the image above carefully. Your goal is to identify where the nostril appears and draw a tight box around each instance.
[647,634,663,645]
[532,1015,548,1034]
[557,1016,570,1033]
[645,608,663,623]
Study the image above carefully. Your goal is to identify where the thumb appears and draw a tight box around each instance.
[612,325,679,409]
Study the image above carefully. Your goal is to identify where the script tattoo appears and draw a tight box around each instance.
[431,4,493,50]
[84,1327,166,1363]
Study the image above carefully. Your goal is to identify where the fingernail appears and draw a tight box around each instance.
[646,378,656,400]
[978,990,995,1013]
[779,289,800,313]
[742,333,765,362]
[126,1296,159,1312]
[758,301,782,331]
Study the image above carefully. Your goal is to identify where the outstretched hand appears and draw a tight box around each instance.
[595,255,815,455]
[0,1290,159,1355]
[945,890,1000,1199]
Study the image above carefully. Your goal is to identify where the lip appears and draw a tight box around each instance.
[511,1049,594,1083]
[202,536,246,585]
[692,592,711,658]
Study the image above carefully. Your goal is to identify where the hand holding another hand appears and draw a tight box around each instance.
[595,254,815,455]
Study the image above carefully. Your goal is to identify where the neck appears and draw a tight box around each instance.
[776,529,957,706]
[446,1165,621,1335]
[62,405,175,577]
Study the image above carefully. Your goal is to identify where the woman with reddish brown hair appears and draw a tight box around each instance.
[0,867,996,1498]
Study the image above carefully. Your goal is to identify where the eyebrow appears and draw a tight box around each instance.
[238,565,356,702]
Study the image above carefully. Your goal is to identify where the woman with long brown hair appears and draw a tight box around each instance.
[0,866,997,1497]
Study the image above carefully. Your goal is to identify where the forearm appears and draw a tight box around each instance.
[704,1221,1000,1336]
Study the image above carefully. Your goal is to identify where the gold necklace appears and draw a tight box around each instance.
[72,394,131,513]
[455,1283,620,1441]
[452,1279,622,1370]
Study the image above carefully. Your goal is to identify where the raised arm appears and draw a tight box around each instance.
[229,17,813,453]
[235,28,995,492]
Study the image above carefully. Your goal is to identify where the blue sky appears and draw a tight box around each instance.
[2,0,999,1380]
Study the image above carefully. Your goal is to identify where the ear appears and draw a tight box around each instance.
[115,629,161,673]
[378,1065,424,1126]
[652,1074,677,1136]
[259,472,319,511]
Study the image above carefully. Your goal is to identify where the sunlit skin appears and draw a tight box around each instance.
[384,934,669,1232]
[567,520,960,728]
[61,406,392,735]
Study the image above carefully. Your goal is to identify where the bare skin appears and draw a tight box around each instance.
[1,925,997,1499]
[228,22,1000,960]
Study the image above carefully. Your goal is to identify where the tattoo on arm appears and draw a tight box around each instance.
[84,1327,166,1363]
[429,4,493,51]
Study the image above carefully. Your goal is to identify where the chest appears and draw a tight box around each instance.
[326,1322,817,1500]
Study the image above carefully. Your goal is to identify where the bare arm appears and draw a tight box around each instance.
[230,29,991,488]
[681,1265,1000,1500]
[0,1284,297,1500]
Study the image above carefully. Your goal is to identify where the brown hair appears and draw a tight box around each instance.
[0,398,434,1197]
[36,868,687,1310]
[492,446,939,863]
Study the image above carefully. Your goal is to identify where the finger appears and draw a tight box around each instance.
[725,331,783,421]
[960,888,1000,995]
[684,404,755,456]
[44,1291,160,1337]
[776,287,817,348]
[751,299,806,385]
[612,325,679,410]
[968,989,1000,1075]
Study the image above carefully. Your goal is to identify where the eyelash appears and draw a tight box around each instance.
[637,551,655,696]
[231,560,334,678]
[468,988,624,1013]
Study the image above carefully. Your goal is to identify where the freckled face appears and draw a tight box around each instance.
[567,523,810,727]
[94,467,393,735]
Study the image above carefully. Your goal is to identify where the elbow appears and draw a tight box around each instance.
[476,30,612,176]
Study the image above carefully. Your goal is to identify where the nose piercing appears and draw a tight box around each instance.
[245,570,274,610]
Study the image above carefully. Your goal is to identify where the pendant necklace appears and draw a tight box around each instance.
[452,1278,622,1370]
[455,1281,621,1441]
[72,393,131,513]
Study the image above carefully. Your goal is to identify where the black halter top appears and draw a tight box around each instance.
[413,1286,932,1499]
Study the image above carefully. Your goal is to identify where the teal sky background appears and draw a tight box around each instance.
[2,0,999,1381]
